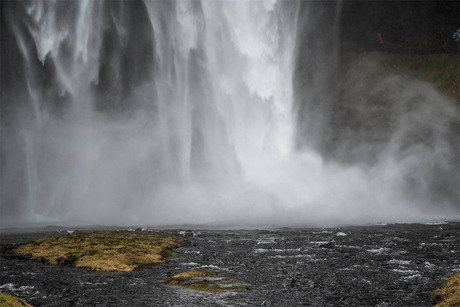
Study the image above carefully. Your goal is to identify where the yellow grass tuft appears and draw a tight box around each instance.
[0,292,32,307]
[171,270,218,279]
[13,231,180,272]
[163,270,245,293]
[432,272,460,306]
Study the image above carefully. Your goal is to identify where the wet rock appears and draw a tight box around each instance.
[0,292,32,307]
[56,255,77,266]
[36,256,50,264]
[319,241,335,248]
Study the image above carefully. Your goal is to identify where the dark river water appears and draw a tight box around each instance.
[1,222,459,306]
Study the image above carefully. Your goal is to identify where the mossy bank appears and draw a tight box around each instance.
[163,270,246,293]
[432,272,460,306]
[340,52,460,104]
[13,231,180,272]
[0,292,32,307]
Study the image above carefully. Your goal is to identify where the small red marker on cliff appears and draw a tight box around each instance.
[377,32,384,44]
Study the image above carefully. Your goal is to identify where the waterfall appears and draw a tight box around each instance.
[1,0,458,227]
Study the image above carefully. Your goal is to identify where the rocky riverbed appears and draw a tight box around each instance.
[1,222,459,306]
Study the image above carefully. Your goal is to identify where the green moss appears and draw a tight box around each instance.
[13,231,180,272]
[432,272,460,306]
[84,249,101,256]
[66,251,80,258]
[163,270,245,293]
[0,292,32,307]
[340,52,460,104]
[384,53,459,103]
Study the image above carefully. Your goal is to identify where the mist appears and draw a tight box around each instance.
[1,0,458,228]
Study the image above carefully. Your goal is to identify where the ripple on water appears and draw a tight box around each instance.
[256,237,277,245]
[367,247,392,254]
[310,241,332,246]
[182,250,201,255]
[80,281,107,286]
[0,283,15,291]
[313,230,333,234]
[180,262,199,266]
[268,254,316,260]
[388,259,411,265]
[402,274,422,280]
[424,261,436,269]
[0,283,35,292]
[128,278,146,286]
[336,245,361,249]
[199,264,231,271]
[254,248,269,253]
[254,248,302,254]
[392,269,419,275]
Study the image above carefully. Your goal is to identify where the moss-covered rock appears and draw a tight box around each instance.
[381,53,459,103]
[432,272,460,306]
[13,231,180,272]
[163,270,246,293]
[0,292,32,307]
[340,52,460,103]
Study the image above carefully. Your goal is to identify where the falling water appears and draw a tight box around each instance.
[0,0,458,227]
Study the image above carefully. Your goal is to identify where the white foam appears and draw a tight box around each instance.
[424,261,435,268]
[181,262,199,266]
[388,259,411,265]
[393,269,419,274]
[0,284,35,292]
[367,248,391,254]
[254,248,269,253]
[200,264,230,271]
[402,274,422,280]
[0,283,15,291]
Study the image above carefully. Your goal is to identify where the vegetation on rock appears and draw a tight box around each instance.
[13,231,180,272]
[432,272,460,306]
[163,270,245,293]
[381,53,459,103]
[0,292,32,307]
[340,52,460,104]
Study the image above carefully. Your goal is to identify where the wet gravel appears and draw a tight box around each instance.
[1,222,459,306]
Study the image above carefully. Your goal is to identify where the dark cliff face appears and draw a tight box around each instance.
[0,0,458,221]
[0,1,64,118]
[93,0,156,112]
[0,1,159,219]
[293,1,341,152]
[0,0,157,115]
[293,1,460,210]
[340,0,459,54]
[293,0,459,154]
